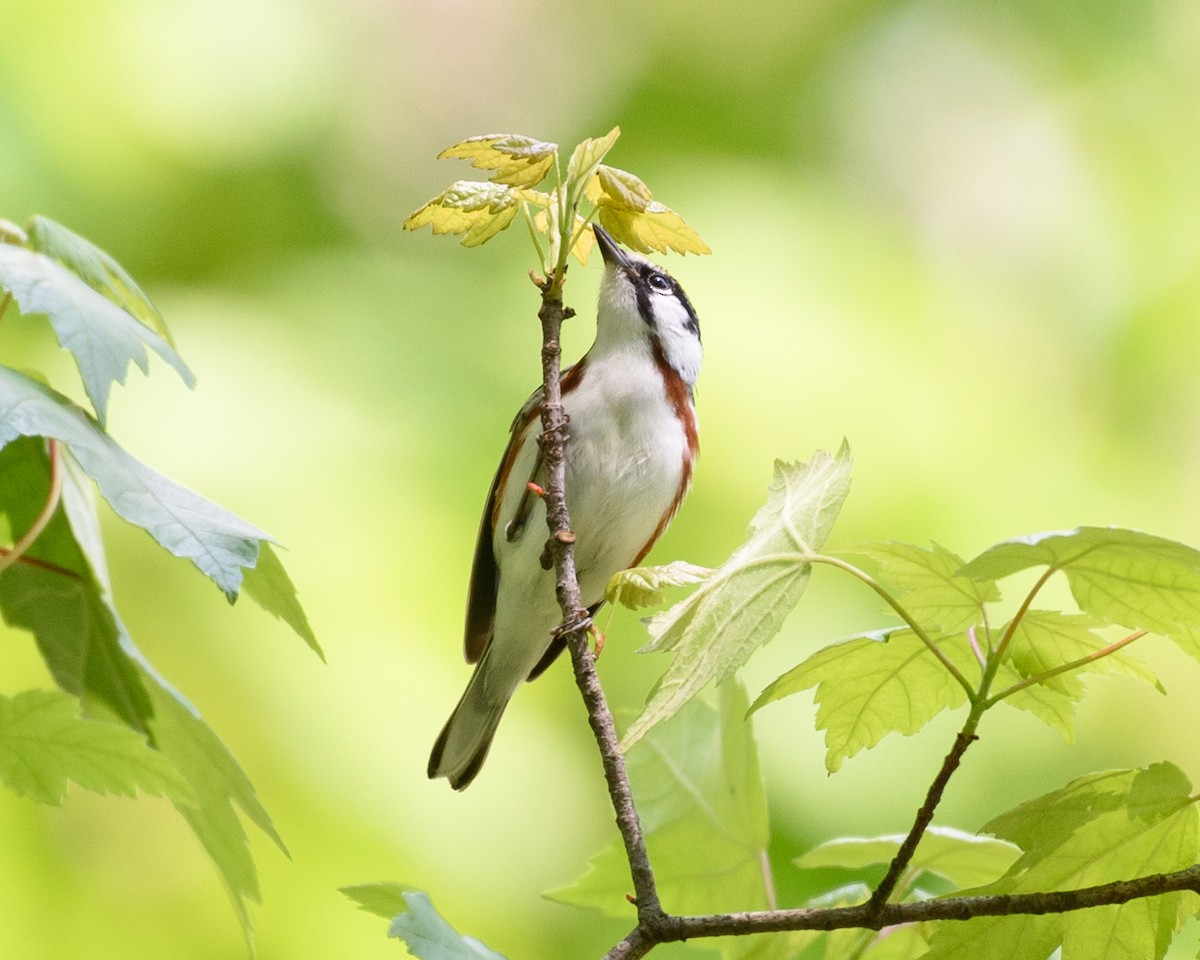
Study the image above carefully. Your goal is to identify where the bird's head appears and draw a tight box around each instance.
[593,224,702,388]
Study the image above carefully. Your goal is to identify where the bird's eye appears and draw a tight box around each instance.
[648,273,671,292]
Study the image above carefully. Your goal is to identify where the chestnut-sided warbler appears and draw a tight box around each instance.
[428,224,702,789]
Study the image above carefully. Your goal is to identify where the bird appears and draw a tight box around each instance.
[428,223,703,790]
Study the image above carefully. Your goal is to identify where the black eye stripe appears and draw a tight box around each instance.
[628,264,701,340]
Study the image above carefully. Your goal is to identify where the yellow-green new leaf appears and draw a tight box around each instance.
[591,165,653,211]
[621,446,852,750]
[598,202,711,256]
[437,134,557,188]
[607,561,713,610]
[404,181,523,247]
[566,126,621,199]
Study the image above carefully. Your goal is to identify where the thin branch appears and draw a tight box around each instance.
[533,275,663,924]
[987,628,1150,706]
[867,717,982,911]
[0,439,64,575]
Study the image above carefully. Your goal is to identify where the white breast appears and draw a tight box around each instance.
[485,341,691,695]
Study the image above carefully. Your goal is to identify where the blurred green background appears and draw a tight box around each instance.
[3,0,1200,956]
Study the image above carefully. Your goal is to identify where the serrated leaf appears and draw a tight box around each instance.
[961,528,1200,664]
[751,628,974,772]
[597,202,711,256]
[621,446,852,750]
[26,214,175,345]
[550,682,771,959]
[0,244,194,424]
[795,826,1021,891]
[341,882,417,920]
[606,560,713,610]
[388,891,506,960]
[0,366,271,600]
[0,689,188,804]
[241,542,322,659]
[438,133,557,188]
[840,541,998,633]
[403,181,525,247]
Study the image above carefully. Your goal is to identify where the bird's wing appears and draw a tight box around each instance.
[463,383,546,663]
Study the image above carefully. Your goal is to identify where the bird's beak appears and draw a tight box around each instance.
[593,224,629,269]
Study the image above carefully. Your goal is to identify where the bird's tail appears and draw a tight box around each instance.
[428,654,514,790]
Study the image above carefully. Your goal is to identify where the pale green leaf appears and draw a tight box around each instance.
[0,244,194,424]
[437,133,557,188]
[388,891,506,960]
[605,560,712,610]
[961,527,1200,663]
[621,445,852,749]
[795,826,1021,890]
[341,883,416,920]
[0,367,271,600]
[0,689,187,805]
[241,542,322,659]
[840,541,998,633]
[403,181,525,247]
[597,202,712,256]
[750,627,974,772]
[26,214,174,345]
[550,682,772,957]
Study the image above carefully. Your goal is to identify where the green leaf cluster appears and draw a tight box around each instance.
[594,449,1200,957]
[404,128,711,278]
[924,763,1199,960]
[0,215,318,947]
